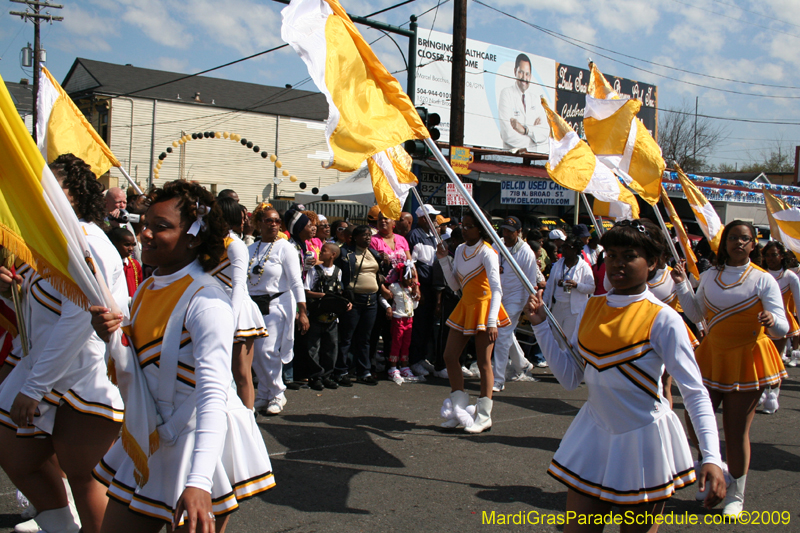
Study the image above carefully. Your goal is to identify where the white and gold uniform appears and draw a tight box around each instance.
[532,290,723,505]
[439,241,511,334]
[767,268,800,339]
[93,260,274,524]
[677,262,788,392]
[648,266,699,347]
[210,231,267,342]
[0,222,126,435]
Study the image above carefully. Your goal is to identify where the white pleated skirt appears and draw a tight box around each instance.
[234,298,268,343]
[547,404,696,505]
[93,402,274,525]
[0,352,124,436]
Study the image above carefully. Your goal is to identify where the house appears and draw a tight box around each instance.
[5,78,33,133]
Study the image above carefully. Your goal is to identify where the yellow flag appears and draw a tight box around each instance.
[367,145,418,220]
[660,187,700,280]
[674,166,723,253]
[763,187,800,261]
[542,98,638,220]
[281,0,428,173]
[37,67,121,178]
[584,63,664,205]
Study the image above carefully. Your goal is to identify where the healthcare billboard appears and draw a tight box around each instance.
[415,30,556,154]
[555,63,658,140]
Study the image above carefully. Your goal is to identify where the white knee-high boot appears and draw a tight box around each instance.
[722,474,747,516]
[465,397,492,434]
[29,506,80,533]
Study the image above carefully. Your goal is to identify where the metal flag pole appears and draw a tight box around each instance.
[423,137,583,367]
[118,167,144,195]
[410,186,445,249]
[580,192,604,236]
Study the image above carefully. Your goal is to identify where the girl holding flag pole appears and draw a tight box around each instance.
[89,180,274,532]
[0,155,128,533]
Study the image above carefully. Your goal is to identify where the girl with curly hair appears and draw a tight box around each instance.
[0,154,128,533]
[89,180,274,532]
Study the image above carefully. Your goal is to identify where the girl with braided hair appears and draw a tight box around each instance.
[89,180,274,532]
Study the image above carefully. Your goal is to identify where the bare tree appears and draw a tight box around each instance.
[739,139,796,173]
[658,99,727,173]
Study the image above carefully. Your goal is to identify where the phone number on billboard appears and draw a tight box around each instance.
[417,88,451,98]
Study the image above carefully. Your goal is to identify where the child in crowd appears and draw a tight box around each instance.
[109,227,143,305]
[304,243,351,390]
[380,263,420,384]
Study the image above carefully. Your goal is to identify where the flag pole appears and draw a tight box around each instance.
[117,167,144,195]
[410,186,445,249]
[423,137,583,367]
[580,192,603,236]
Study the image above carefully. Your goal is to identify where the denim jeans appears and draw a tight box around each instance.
[336,292,378,377]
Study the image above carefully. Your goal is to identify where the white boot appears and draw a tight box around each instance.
[722,474,747,516]
[13,518,41,533]
[789,350,800,367]
[441,390,473,429]
[465,397,492,434]
[29,506,80,533]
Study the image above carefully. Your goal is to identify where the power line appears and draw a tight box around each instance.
[365,0,418,18]
[118,43,290,98]
[710,0,800,30]
[471,0,800,95]
[671,0,800,40]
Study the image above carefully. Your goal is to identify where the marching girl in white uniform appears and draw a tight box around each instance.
[211,197,267,410]
[762,241,800,366]
[673,220,787,517]
[249,205,308,416]
[525,220,726,531]
[89,180,274,532]
[436,209,511,434]
[0,155,127,533]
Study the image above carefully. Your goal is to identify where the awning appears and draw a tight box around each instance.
[468,161,550,182]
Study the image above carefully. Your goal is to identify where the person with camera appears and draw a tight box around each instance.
[542,235,595,341]
[301,243,352,390]
[249,205,309,416]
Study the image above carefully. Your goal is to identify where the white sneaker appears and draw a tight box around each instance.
[264,395,287,415]
[509,372,539,382]
[401,367,424,382]
[468,362,479,375]
[461,365,474,378]
[535,360,548,368]
[418,360,435,373]
[433,368,449,379]
[492,381,504,392]
[410,362,430,377]
[253,398,270,412]
[388,368,403,385]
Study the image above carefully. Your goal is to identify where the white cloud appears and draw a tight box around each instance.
[60,4,115,52]
[150,56,191,73]
[119,0,192,48]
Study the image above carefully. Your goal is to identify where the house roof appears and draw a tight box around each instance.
[62,58,329,122]
[5,81,33,115]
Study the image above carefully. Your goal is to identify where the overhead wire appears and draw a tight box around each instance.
[471,0,800,96]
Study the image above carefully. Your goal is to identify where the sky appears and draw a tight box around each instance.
[1,0,800,171]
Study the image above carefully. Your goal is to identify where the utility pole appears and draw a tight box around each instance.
[407,15,417,105]
[449,0,466,149]
[10,0,63,141]
[693,96,698,170]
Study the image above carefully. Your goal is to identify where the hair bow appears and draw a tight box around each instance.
[187,202,210,236]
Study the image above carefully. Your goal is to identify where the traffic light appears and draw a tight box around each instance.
[405,107,441,158]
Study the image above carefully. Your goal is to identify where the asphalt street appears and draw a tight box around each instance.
[1,366,798,532]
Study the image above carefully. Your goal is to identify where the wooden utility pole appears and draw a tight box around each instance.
[449,0,466,149]
[10,0,63,140]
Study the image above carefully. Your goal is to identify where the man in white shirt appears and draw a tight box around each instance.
[497,54,549,153]
[492,216,541,391]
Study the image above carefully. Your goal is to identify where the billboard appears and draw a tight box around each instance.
[555,63,658,140]
[415,30,556,154]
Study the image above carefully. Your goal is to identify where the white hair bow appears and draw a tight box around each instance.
[187,202,210,236]
[404,259,415,280]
